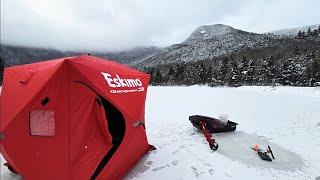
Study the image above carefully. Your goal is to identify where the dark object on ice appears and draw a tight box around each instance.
[258,152,272,161]
[209,141,219,150]
[268,145,275,159]
[199,121,218,151]
[252,144,274,161]
[189,115,238,133]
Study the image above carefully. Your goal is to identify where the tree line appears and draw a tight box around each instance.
[143,51,320,87]
[297,26,320,39]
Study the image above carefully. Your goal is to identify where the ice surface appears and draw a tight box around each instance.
[126,86,320,180]
[214,131,303,171]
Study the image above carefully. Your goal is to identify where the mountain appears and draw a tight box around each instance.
[139,24,270,67]
[139,24,320,87]
[0,44,159,66]
[0,44,74,66]
[269,24,320,37]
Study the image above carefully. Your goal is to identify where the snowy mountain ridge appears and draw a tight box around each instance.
[139,24,270,67]
[269,24,320,37]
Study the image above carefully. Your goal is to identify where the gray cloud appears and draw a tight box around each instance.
[1,0,319,51]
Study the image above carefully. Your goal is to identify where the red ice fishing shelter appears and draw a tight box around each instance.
[0,55,153,180]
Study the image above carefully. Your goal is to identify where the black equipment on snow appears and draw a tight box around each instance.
[252,144,275,161]
[268,145,275,159]
[258,152,272,161]
[189,115,238,133]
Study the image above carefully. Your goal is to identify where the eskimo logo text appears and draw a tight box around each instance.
[101,72,144,93]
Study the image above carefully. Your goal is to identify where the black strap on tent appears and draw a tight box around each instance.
[73,81,100,95]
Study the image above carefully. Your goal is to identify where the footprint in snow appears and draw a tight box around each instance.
[209,169,215,175]
[191,166,204,178]
[145,161,153,166]
[225,172,232,178]
[152,166,166,172]
[152,161,178,172]
[171,150,180,154]
[191,166,200,178]
[172,160,179,166]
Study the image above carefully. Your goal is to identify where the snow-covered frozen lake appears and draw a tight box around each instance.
[1,86,320,180]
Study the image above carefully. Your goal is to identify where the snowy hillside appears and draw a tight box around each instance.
[139,24,270,67]
[270,24,320,37]
[1,86,320,180]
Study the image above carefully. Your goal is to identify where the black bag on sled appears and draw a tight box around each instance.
[189,115,238,133]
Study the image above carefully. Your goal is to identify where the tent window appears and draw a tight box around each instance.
[30,110,55,136]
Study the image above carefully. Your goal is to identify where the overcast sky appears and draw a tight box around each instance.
[1,0,319,51]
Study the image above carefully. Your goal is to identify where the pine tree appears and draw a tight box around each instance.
[184,65,197,85]
[144,67,155,84]
[297,31,303,39]
[239,57,249,84]
[247,60,256,85]
[174,64,185,84]
[206,65,213,84]
[307,27,312,37]
[267,56,276,84]
[311,59,320,85]
[218,57,228,84]
[228,60,240,86]
[167,66,175,83]
[195,63,207,84]
[285,59,300,86]
[305,57,320,86]
[154,68,163,85]
[280,60,291,85]
[256,58,267,85]
[314,29,318,37]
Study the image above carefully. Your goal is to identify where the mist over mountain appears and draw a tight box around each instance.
[0,44,159,66]
[1,23,319,87]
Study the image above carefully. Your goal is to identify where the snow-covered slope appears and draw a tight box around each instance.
[139,24,269,67]
[1,86,320,180]
[269,24,320,37]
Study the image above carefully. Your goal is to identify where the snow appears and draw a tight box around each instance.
[200,30,206,34]
[1,86,320,180]
[126,86,320,180]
